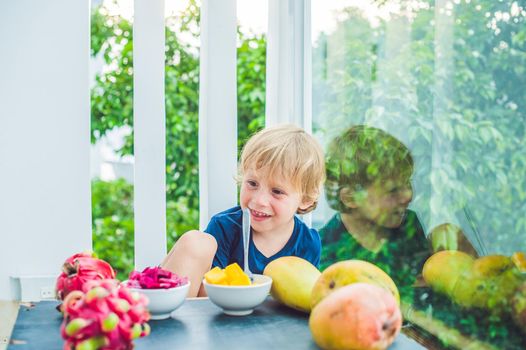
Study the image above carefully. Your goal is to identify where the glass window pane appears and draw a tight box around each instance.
[91,0,136,280]
[311,1,526,348]
[90,0,203,276]
[237,0,267,153]
[165,0,201,248]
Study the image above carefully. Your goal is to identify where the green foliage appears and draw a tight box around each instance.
[163,2,201,247]
[91,8,134,144]
[91,178,134,281]
[237,30,266,152]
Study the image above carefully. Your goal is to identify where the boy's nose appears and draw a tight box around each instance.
[252,190,271,207]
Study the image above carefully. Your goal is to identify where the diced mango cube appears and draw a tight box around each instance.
[225,263,251,285]
[205,263,251,285]
[204,266,228,285]
[225,263,245,280]
[229,274,251,286]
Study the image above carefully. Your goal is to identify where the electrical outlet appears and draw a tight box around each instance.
[11,275,58,301]
[40,286,55,300]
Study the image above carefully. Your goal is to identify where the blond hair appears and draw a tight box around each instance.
[325,125,414,212]
[239,124,325,214]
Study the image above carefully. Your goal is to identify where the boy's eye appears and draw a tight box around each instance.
[246,180,258,188]
[272,188,285,196]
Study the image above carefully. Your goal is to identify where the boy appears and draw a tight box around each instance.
[162,125,326,297]
[320,125,429,302]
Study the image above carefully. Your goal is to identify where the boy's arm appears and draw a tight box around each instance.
[428,223,479,258]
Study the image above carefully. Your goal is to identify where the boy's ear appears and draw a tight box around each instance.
[299,198,315,212]
[339,187,358,209]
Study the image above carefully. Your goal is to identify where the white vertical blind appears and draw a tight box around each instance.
[198,0,238,230]
[265,0,311,130]
[133,0,167,269]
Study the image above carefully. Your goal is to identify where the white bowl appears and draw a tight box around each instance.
[203,274,272,316]
[127,282,191,320]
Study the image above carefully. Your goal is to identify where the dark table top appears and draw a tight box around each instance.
[9,298,426,349]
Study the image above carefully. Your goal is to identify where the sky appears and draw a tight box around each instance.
[94,0,436,44]
[95,0,268,33]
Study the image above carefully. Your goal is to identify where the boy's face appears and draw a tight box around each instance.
[345,178,413,229]
[240,168,310,236]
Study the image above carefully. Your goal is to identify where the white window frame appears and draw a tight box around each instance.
[133,0,167,269]
[198,0,238,229]
[266,0,312,132]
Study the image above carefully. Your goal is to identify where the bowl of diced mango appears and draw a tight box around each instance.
[203,263,272,316]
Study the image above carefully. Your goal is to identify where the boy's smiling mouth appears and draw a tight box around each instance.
[250,208,272,221]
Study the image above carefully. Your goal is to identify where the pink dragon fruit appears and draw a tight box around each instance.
[61,279,150,350]
[126,266,188,289]
[56,252,116,301]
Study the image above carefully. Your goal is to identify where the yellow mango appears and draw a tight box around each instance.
[205,263,251,286]
[473,255,513,276]
[225,263,245,280]
[422,250,474,298]
[204,266,228,285]
[512,252,526,273]
[311,260,399,309]
[264,256,321,312]
[452,255,524,314]
[229,275,251,286]
[225,263,251,285]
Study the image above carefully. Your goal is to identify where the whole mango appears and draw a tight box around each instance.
[309,283,401,350]
[422,250,474,298]
[311,260,399,308]
[451,255,523,314]
[263,256,321,312]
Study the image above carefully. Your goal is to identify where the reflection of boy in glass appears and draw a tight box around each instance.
[320,125,430,302]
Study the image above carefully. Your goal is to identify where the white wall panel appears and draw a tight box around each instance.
[0,0,91,300]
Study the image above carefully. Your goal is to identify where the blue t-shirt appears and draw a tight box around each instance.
[204,206,321,274]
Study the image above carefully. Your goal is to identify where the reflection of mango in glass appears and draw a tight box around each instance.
[447,254,522,314]
[422,250,474,297]
[512,252,526,273]
[204,263,251,286]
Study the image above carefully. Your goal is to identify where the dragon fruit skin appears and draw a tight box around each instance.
[56,252,116,301]
[61,279,150,350]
